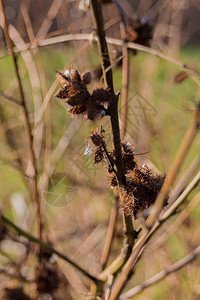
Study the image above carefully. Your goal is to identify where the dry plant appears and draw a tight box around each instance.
[0,0,200,299]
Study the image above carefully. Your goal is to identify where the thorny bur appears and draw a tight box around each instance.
[55,66,118,120]
[89,129,166,218]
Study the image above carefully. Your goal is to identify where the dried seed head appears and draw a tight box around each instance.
[55,76,89,107]
[70,66,81,82]
[55,83,70,99]
[90,130,104,146]
[121,142,136,172]
[94,148,104,164]
[67,87,89,106]
[55,66,114,120]
[124,166,166,218]
[81,71,92,85]
[121,191,135,216]
[68,104,87,115]
[107,140,165,218]
[110,173,118,187]
[91,88,117,104]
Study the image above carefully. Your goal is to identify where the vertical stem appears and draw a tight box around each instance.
[90,0,125,186]
[90,1,136,285]
[100,197,118,269]
[0,0,42,239]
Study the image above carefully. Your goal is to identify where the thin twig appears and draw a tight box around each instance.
[36,0,63,39]
[152,191,200,250]
[160,170,200,221]
[147,107,200,227]
[118,2,129,140]
[121,46,129,139]
[100,196,119,269]
[0,90,22,105]
[21,1,52,238]
[0,213,100,284]
[104,274,114,300]
[120,245,200,299]
[168,155,200,204]
[6,33,200,86]
[0,154,27,178]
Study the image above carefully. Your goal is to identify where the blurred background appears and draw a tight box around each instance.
[0,0,200,299]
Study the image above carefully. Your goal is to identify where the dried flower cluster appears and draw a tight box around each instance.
[111,143,165,217]
[88,128,107,164]
[123,166,165,217]
[89,128,165,218]
[55,66,117,120]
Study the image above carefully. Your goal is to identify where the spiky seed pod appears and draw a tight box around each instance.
[55,80,89,106]
[121,191,135,216]
[70,66,81,82]
[107,140,165,218]
[55,83,70,99]
[55,66,117,120]
[67,87,89,106]
[121,142,136,172]
[91,88,117,104]
[68,104,87,115]
[86,100,99,120]
[81,71,92,85]
[110,173,118,187]
[90,130,104,146]
[124,167,166,218]
[94,148,104,164]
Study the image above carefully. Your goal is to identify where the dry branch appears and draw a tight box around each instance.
[120,244,200,299]
[100,197,118,269]
[0,213,99,284]
[5,33,200,86]
[90,0,136,274]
